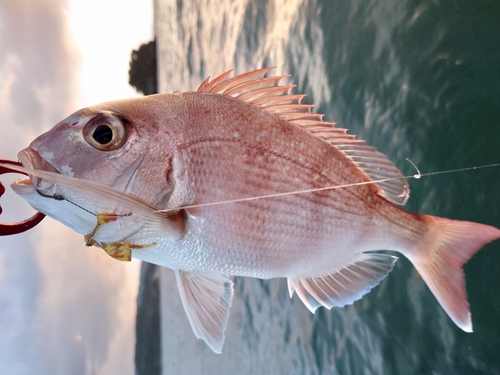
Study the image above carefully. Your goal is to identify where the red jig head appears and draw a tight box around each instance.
[0,159,45,236]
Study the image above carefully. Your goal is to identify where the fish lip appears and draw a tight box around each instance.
[12,147,60,191]
[17,147,60,173]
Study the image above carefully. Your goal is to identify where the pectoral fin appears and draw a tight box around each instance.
[288,253,397,312]
[175,270,234,354]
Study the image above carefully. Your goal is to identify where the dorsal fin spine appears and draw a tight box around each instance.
[251,94,306,107]
[265,104,314,114]
[208,67,274,94]
[200,70,233,93]
[237,85,296,102]
[293,121,336,127]
[280,113,324,121]
[225,75,291,97]
[197,77,211,92]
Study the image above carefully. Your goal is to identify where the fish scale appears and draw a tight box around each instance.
[179,136,400,278]
[7,68,500,353]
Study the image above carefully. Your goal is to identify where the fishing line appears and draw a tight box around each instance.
[1,160,499,214]
[159,162,500,212]
[405,158,421,179]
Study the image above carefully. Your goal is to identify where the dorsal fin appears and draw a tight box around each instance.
[198,68,409,205]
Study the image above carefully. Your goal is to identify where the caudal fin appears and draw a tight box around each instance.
[409,216,500,332]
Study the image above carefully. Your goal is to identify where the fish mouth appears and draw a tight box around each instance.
[11,147,60,194]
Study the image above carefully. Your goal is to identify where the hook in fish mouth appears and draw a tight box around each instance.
[0,158,45,236]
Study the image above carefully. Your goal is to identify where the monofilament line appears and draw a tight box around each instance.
[406,158,421,179]
[158,162,500,212]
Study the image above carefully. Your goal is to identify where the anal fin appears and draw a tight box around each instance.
[288,253,397,312]
[175,270,234,353]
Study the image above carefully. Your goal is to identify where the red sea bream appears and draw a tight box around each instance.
[7,68,500,353]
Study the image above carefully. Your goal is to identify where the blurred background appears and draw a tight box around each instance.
[0,1,152,374]
[1,0,500,374]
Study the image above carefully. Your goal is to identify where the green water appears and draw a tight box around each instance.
[315,1,500,373]
[155,0,500,373]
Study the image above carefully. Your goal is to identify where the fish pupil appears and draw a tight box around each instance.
[93,125,113,144]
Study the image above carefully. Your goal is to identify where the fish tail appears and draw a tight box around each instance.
[409,216,500,331]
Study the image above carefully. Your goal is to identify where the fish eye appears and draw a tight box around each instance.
[83,113,127,151]
[93,125,113,144]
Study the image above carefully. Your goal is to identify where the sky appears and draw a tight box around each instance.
[0,1,154,374]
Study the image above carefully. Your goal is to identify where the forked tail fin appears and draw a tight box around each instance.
[409,216,500,331]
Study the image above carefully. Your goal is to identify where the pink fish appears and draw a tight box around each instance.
[6,68,500,353]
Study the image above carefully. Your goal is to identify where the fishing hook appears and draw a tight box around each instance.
[0,159,45,235]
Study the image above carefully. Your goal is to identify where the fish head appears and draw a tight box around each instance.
[12,96,181,234]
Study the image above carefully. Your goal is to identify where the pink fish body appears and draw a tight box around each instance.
[8,68,500,353]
